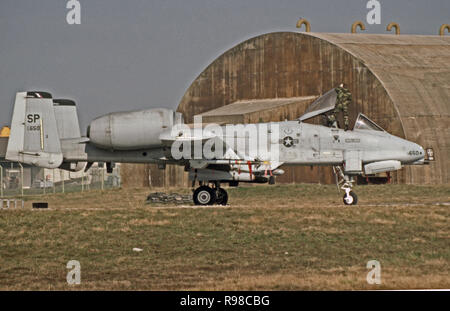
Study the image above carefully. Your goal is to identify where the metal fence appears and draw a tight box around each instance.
[0,161,121,198]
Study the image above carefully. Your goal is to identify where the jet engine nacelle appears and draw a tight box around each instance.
[364,160,402,175]
[88,108,183,150]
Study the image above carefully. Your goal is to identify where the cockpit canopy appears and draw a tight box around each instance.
[298,88,337,122]
[298,88,386,132]
[353,113,385,132]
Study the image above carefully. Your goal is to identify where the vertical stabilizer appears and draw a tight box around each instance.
[53,99,81,139]
[6,92,63,168]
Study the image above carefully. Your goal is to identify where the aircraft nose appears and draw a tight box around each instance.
[419,145,425,156]
[417,144,425,158]
[407,142,425,162]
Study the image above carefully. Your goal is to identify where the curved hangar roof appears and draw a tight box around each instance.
[178,32,450,184]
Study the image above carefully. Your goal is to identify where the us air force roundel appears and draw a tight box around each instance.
[283,136,294,147]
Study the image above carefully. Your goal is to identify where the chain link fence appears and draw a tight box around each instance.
[0,161,121,198]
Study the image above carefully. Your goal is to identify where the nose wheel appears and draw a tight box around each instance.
[333,166,358,206]
[343,189,358,205]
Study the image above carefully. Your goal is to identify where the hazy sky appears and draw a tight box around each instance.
[0,0,448,129]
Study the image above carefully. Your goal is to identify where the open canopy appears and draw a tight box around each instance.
[298,88,337,122]
[298,89,386,132]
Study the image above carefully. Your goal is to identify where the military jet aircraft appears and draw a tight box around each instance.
[5,89,431,205]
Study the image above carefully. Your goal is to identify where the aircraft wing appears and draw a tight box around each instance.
[159,126,283,172]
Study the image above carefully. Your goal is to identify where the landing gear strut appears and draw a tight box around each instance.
[192,182,228,206]
[333,166,358,205]
[215,187,228,205]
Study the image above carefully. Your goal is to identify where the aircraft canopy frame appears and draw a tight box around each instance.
[353,113,386,132]
[298,88,337,122]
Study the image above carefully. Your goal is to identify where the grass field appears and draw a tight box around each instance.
[0,183,449,290]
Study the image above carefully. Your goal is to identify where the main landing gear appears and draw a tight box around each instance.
[333,166,358,205]
[193,182,228,206]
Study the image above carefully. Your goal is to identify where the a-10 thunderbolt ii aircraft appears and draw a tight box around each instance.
[5,89,431,205]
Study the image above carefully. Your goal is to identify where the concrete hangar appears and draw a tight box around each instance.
[122,30,450,188]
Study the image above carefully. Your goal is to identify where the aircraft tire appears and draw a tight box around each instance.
[343,191,358,205]
[193,186,216,206]
[215,188,228,206]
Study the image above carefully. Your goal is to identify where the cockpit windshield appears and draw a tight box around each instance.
[353,113,385,132]
[298,88,337,122]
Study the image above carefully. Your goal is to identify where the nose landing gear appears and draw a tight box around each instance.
[333,166,358,205]
[343,188,358,205]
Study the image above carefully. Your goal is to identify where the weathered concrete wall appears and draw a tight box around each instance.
[178,32,450,185]
[202,114,244,124]
[311,33,450,185]
[121,163,151,188]
[124,32,449,188]
[178,32,398,184]
[121,163,189,189]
